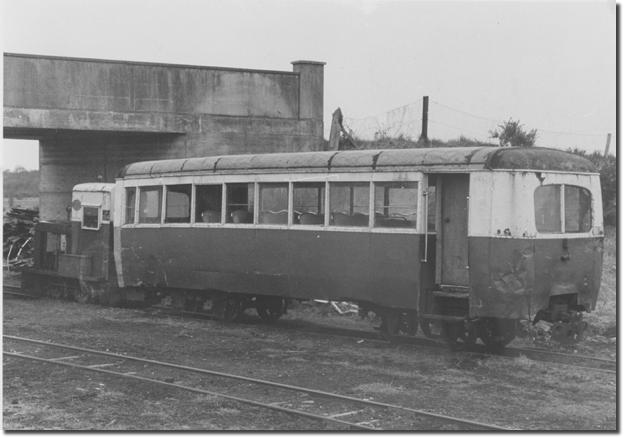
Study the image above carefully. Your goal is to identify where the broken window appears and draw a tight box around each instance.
[374,182,418,228]
[165,184,191,223]
[259,183,288,225]
[196,184,222,223]
[139,186,163,224]
[293,182,325,225]
[329,182,370,227]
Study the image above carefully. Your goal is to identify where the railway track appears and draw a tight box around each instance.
[4,335,508,431]
[149,306,617,374]
[3,284,38,299]
[4,284,616,374]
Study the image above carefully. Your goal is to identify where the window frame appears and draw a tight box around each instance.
[119,172,424,233]
[258,182,290,226]
[328,181,372,228]
[372,181,420,229]
[164,184,192,224]
[81,204,102,231]
[194,183,224,225]
[137,185,164,225]
[291,181,326,227]
[534,183,592,234]
[224,182,256,226]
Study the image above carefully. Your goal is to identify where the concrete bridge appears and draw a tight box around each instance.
[3,53,325,220]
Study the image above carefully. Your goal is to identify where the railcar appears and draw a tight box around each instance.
[23,147,603,348]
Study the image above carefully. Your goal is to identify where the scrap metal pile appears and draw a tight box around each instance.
[3,207,38,271]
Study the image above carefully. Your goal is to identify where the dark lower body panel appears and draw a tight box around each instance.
[119,227,436,310]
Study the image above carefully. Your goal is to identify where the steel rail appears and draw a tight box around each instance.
[508,346,616,364]
[4,335,508,430]
[3,285,39,300]
[3,351,372,431]
[150,306,616,373]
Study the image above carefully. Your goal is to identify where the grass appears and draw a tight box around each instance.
[585,225,616,335]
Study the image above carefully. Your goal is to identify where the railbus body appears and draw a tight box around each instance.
[24,147,603,348]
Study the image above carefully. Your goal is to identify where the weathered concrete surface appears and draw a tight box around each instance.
[3,53,326,220]
[4,54,303,120]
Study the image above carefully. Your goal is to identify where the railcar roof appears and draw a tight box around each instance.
[73,183,115,192]
[117,146,597,178]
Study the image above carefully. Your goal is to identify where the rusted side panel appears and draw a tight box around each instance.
[469,237,536,319]
[533,238,603,312]
[119,228,426,308]
[469,236,602,319]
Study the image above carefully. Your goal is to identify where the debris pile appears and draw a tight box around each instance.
[313,300,359,315]
[3,207,38,270]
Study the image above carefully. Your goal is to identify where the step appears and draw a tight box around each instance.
[432,290,469,299]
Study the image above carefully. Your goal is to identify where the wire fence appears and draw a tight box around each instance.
[342,99,611,153]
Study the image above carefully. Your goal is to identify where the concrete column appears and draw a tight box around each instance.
[291,60,325,121]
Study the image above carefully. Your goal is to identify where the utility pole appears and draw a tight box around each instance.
[419,96,429,146]
[603,133,612,157]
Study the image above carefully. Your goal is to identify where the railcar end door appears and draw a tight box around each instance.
[438,174,470,286]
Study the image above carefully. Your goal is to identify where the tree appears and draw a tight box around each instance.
[489,119,537,147]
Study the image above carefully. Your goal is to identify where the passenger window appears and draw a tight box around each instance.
[564,186,591,232]
[259,183,288,224]
[534,185,561,232]
[329,182,370,227]
[534,184,592,233]
[226,183,254,224]
[374,182,418,228]
[139,186,163,224]
[165,184,191,223]
[293,182,325,225]
[125,187,136,224]
[82,206,100,230]
[196,185,222,223]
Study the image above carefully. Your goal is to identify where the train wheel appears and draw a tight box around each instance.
[75,281,95,304]
[478,318,517,352]
[401,311,419,336]
[379,309,403,336]
[100,286,123,307]
[420,318,442,338]
[442,321,477,349]
[256,296,286,323]
[223,295,246,322]
[46,280,68,300]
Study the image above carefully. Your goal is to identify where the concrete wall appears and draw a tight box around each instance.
[3,54,326,220]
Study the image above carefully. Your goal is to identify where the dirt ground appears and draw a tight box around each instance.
[3,295,616,430]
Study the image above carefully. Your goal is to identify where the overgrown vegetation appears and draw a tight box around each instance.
[489,119,537,147]
[342,132,497,150]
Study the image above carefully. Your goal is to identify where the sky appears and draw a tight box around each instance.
[1,0,617,170]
